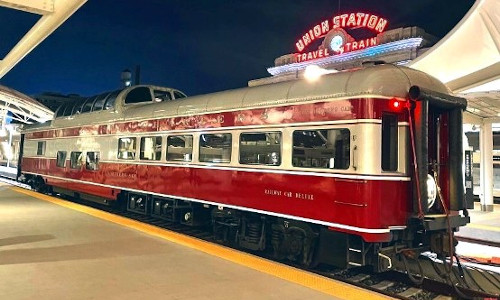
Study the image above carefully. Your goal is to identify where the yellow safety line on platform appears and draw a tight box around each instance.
[11,187,393,300]
[467,223,500,232]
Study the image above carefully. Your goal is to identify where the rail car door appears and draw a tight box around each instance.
[408,86,468,225]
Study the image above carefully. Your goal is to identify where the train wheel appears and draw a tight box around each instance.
[31,176,47,193]
[271,219,318,267]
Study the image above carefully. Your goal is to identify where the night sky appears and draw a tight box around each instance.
[0,0,475,98]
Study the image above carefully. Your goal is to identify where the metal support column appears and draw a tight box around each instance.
[479,120,494,212]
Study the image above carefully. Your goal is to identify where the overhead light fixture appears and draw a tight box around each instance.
[304,65,337,82]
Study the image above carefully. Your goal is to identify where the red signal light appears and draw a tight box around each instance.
[389,98,404,111]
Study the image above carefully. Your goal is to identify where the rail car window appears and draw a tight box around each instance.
[167,135,193,162]
[62,103,75,117]
[239,132,281,166]
[91,93,108,112]
[104,90,120,110]
[56,151,67,168]
[153,90,172,102]
[70,151,82,169]
[173,91,187,99]
[37,141,46,156]
[125,87,152,104]
[72,100,85,115]
[55,104,65,118]
[86,152,100,171]
[381,114,398,171]
[140,136,162,160]
[292,129,350,169]
[199,133,231,163]
[118,137,137,160]
[82,96,97,113]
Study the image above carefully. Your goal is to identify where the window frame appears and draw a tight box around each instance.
[166,135,193,162]
[239,131,282,166]
[381,113,399,172]
[124,86,153,105]
[36,141,46,156]
[103,90,121,110]
[153,90,173,102]
[173,91,187,99]
[86,151,100,171]
[199,133,232,164]
[139,136,163,161]
[56,151,67,168]
[70,151,82,169]
[91,93,109,112]
[291,127,351,170]
[117,137,137,160]
[81,96,97,113]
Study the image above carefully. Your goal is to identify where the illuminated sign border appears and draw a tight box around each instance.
[268,38,423,76]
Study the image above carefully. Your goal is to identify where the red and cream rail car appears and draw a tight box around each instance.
[20,64,469,270]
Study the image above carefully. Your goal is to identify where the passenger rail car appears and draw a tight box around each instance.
[20,65,469,270]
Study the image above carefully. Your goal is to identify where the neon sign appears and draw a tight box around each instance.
[296,12,388,52]
[292,12,388,64]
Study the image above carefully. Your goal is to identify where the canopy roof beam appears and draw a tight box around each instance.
[0,0,87,79]
[0,0,55,15]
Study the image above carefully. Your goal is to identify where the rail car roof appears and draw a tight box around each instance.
[24,64,451,131]
[126,64,450,121]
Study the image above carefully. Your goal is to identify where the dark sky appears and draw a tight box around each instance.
[0,0,475,97]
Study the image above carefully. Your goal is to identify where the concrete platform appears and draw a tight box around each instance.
[0,183,388,300]
[456,202,500,245]
[455,202,500,270]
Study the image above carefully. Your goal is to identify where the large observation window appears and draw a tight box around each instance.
[82,96,97,113]
[199,133,231,163]
[153,90,172,102]
[173,91,186,99]
[54,87,185,118]
[125,87,152,104]
[72,100,85,115]
[292,128,350,170]
[104,90,120,110]
[62,103,74,117]
[239,132,281,166]
[381,113,398,171]
[55,104,67,117]
[91,93,109,112]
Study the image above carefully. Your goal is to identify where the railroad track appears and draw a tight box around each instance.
[4,178,499,299]
[456,236,500,249]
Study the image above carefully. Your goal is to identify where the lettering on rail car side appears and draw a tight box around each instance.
[105,171,138,179]
[293,105,352,117]
[264,189,314,200]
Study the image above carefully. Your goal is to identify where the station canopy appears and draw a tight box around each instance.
[408,0,500,122]
[0,0,87,124]
[0,84,53,123]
